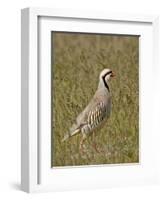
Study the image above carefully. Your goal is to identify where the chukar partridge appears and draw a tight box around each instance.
[62,68,115,151]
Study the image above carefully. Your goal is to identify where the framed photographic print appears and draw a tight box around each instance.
[21,8,159,192]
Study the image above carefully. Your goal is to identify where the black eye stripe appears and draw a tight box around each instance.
[103,71,112,79]
[102,71,112,91]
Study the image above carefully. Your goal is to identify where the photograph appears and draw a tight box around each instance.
[51,32,139,167]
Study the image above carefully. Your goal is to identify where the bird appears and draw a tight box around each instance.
[62,68,115,152]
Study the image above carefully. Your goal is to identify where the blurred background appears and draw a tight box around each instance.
[52,32,139,167]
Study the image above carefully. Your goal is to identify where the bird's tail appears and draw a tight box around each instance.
[62,128,80,142]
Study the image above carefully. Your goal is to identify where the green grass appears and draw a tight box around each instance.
[51,32,139,167]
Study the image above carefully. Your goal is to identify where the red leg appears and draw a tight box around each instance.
[79,134,87,153]
[92,132,104,153]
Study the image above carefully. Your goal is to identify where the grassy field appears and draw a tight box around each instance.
[51,32,139,167]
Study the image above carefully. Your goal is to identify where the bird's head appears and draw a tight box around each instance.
[99,68,115,91]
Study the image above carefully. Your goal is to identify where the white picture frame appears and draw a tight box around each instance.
[21,7,159,193]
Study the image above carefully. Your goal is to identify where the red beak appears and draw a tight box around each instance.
[111,71,115,77]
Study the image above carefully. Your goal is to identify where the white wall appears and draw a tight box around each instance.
[0,0,162,199]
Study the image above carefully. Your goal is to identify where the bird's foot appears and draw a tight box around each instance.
[92,143,105,154]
